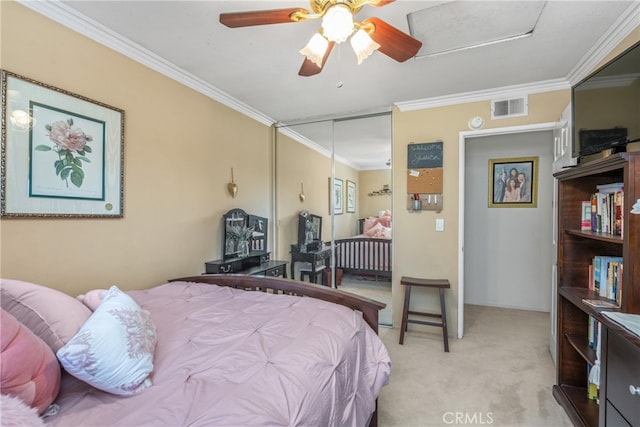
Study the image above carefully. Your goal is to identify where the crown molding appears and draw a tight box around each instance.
[395,79,570,112]
[276,127,360,170]
[395,2,639,112]
[16,0,275,128]
[566,2,640,86]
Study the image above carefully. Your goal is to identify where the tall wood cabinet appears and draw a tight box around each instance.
[553,152,640,427]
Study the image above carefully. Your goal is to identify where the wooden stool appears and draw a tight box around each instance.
[300,265,326,285]
[399,276,450,352]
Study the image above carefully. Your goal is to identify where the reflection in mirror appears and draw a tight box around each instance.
[275,113,392,325]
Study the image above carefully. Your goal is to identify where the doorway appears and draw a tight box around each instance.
[458,123,555,337]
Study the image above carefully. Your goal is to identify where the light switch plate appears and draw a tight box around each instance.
[436,218,445,232]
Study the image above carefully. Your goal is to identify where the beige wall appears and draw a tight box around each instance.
[2,1,638,334]
[358,169,392,219]
[0,2,273,296]
[390,27,640,335]
[391,91,571,333]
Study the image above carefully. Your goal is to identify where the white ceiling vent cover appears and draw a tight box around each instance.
[491,96,528,119]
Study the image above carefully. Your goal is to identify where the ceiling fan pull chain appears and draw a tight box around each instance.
[337,43,344,88]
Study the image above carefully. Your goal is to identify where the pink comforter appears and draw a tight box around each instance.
[46,281,391,426]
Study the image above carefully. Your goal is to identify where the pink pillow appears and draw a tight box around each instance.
[376,216,391,228]
[76,289,106,311]
[0,309,61,414]
[363,217,377,233]
[0,394,45,426]
[364,222,384,237]
[0,279,92,353]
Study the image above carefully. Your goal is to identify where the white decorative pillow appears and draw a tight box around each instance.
[56,286,157,396]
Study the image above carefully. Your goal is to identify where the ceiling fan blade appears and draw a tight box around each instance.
[298,42,335,76]
[362,17,422,62]
[220,8,306,28]
[369,0,396,7]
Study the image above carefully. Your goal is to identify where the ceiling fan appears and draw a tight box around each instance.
[219,0,422,76]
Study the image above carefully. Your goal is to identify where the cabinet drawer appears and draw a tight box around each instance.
[606,401,631,427]
[606,331,640,426]
[263,265,285,277]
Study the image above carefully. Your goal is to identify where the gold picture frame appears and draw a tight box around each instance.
[346,180,356,213]
[488,156,538,208]
[329,177,343,215]
[1,70,124,218]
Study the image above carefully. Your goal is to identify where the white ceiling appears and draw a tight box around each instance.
[24,1,639,169]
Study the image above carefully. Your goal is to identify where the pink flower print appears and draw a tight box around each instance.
[48,120,93,152]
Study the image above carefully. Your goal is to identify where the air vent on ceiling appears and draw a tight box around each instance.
[491,96,528,119]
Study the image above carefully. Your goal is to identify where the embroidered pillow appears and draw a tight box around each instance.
[1,309,61,414]
[0,279,92,353]
[56,286,157,396]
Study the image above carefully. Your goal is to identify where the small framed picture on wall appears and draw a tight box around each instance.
[329,177,343,215]
[346,180,356,213]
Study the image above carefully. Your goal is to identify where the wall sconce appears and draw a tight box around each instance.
[227,168,238,198]
[299,183,306,202]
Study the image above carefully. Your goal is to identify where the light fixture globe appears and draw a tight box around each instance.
[300,33,329,66]
[321,4,354,43]
[350,29,380,64]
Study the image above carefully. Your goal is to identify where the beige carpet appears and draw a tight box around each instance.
[375,304,572,427]
[338,274,392,326]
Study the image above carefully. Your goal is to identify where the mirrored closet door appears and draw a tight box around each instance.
[274,113,393,325]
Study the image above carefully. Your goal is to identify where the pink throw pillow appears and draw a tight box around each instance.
[363,217,377,233]
[76,289,106,311]
[0,279,92,353]
[0,309,61,414]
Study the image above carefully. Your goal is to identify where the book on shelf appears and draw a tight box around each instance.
[595,182,624,194]
[588,184,624,236]
[587,318,602,402]
[589,256,623,305]
[581,201,592,231]
[582,298,619,308]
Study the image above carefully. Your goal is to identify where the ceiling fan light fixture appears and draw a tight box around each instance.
[321,4,354,42]
[350,28,380,64]
[300,32,329,66]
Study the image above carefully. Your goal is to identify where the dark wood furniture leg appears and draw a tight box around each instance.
[399,283,411,344]
[398,276,450,352]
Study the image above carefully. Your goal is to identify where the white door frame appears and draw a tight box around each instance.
[457,122,556,338]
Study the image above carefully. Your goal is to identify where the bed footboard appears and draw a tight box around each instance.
[334,237,392,279]
[170,274,385,333]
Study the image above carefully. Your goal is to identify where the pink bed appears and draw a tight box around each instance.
[335,213,392,279]
[13,276,390,426]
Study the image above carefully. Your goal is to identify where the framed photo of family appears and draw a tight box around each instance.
[1,70,124,218]
[488,156,538,208]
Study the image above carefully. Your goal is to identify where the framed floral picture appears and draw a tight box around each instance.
[329,177,343,215]
[488,156,538,208]
[1,70,124,217]
[346,180,356,213]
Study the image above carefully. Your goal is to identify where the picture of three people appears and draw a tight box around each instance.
[490,158,537,206]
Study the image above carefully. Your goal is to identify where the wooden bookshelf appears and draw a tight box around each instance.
[553,153,640,426]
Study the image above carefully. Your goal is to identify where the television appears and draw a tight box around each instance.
[572,41,640,161]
